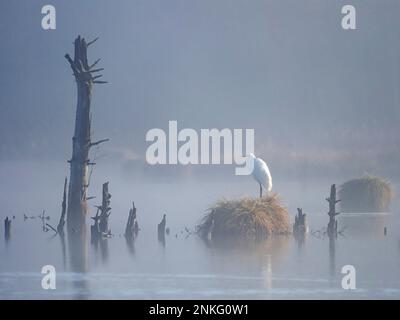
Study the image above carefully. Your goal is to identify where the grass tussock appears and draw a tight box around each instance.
[339,175,393,213]
[197,194,290,241]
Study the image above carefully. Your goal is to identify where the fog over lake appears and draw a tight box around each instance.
[1,0,400,299]
[1,162,399,299]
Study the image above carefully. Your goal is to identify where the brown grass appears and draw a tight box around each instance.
[197,194,291,241]
[339,175,393,213]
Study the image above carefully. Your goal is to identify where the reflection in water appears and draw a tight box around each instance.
[328,234,336,283]
[338,213,390,237]
[71,273,90,300]
[260,254,272,291]
[68,229,88,273]
[1,169,399,299]
[64,226,90,299]
[125,235,135,256]
[294,231,307,250]
[59,233,67,271]
[206,235,290,257]
[158,234,166,248]
[205,235,291,289]
[99,238,109,263]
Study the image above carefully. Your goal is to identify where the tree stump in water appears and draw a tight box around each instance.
[125,202,137,240]
[98,182,112,235]
[293,208,307,234]
[158,214,166,244]
[326,184,340,238]
[4,217,11,241]
[90,208,101,244]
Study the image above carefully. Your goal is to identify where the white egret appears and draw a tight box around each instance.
[249,153,272,198]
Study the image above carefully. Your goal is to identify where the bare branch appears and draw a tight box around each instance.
[87,37,99,47]
[46,223,58,234]
[90,58,101,70]
[90,139,109,147]
[89,68,104,73]
[65,54,78,74]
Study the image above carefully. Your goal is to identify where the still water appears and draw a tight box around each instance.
[0,162,399,299]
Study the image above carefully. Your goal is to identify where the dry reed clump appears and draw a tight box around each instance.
[339,175,394,213]
[197,194,291,241]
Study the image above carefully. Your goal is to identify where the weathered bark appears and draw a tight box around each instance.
[326,184,340,237]
[57,177,68,235]
[65,35,107,235]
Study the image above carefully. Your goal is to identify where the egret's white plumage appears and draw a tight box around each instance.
[249,153,272,196]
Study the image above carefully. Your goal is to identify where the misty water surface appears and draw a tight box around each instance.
[0,162,399,299]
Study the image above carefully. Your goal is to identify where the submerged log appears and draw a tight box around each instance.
[65,35,108,235]
[326,184,340,237]
[4,217,11,241]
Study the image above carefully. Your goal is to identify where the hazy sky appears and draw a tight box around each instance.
[0,0,399,178]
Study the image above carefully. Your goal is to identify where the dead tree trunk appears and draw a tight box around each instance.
[65,35,108,235]
[57,177,68,235]
[125,202,137,240]
[4,217,11,241]
[326,184,340,237]
[90,207,100,244]
[293,208,307,247]
[98,182,111,235]
[158,214,166,244]
[293,208,307,234]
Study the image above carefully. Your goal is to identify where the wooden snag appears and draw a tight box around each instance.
[125,202,137,240]
[4,217,11,241]
[326,184,341,238]
[158,214,166,244]
[65,35,108,235]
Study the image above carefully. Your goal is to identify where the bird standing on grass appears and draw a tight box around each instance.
[249,153,272,198]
